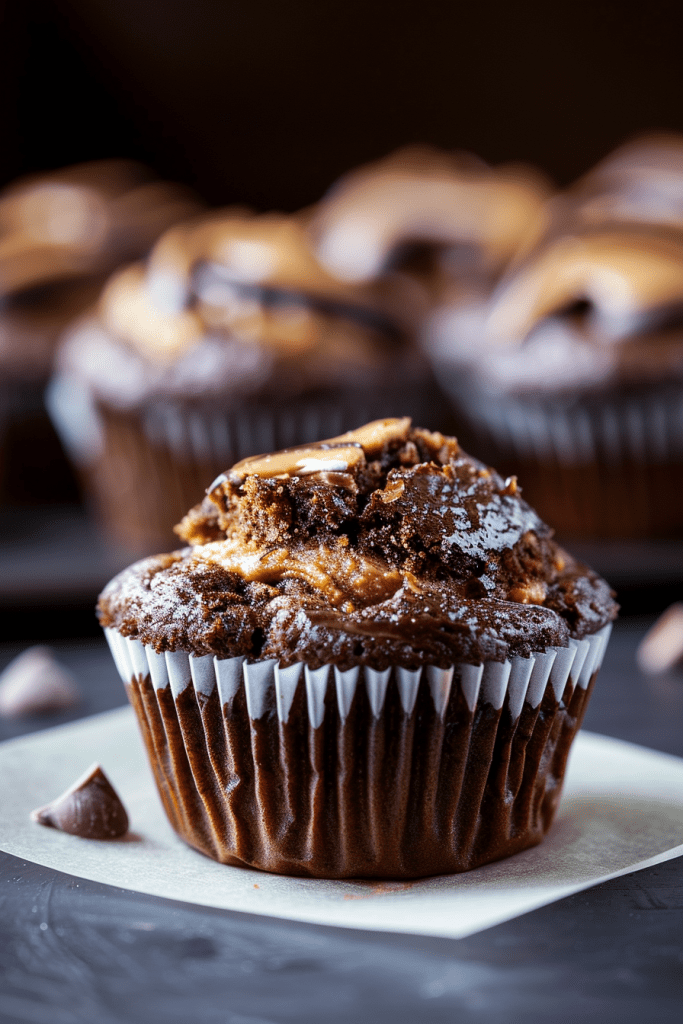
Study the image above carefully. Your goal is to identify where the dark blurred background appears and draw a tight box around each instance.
[2,0,683,644]
[3,0,683,207]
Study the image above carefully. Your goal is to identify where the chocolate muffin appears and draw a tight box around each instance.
[309,145,552,297]
[99,417,616,879]
[567,132,683,231]
[309,146,553,475]
[0,159,200,502]
[429,219,683,539]
[50,211,435,549]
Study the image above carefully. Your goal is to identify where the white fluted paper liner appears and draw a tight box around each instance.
[47,373,353,468]
[138,401,365,465]
[104,624,612,726]
[137,385,447,464]
[47,370,428,469]
[453,389,683,468]
[45,374,105,466]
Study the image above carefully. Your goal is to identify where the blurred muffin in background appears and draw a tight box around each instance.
[48,209,439,550]
[566,132,683,231]
[427,211,683,539]
[0,159,201,502]
[308,145,553,313]
[309,146,552,456]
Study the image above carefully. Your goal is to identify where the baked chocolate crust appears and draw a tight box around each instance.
[98,419,617,668]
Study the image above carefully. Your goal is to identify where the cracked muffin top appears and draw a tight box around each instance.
[98,418,617,668]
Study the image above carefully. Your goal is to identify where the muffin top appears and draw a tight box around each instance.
[0,159,200,298]
[98,418,617,668]
[427,217,683,400]
[0,160,201,381]
[427,136,683,401]
[477,225,683,396]
[58,211,419,408]
[309,145,552,291]
[568,133,683,231]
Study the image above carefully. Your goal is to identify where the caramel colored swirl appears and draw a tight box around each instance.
[0,159,201,298]
[88,209,404,374]
[570,132,683,231]
[310,145,552,283]
[200,538,404,610]
[429,222,683,397]
[145,209,392,314]
[98,420,617,669]
[488,229,683,345]
[101,263,204,361]
[226,418,411,481]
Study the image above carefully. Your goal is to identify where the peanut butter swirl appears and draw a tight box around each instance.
[310,146,552,284]
[59,210,415,409]
[434,225,683,398]
[98,419,617,668]
[488,228,683,345]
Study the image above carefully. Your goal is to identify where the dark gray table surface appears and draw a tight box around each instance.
[1,618,683,1024]
[0,506,150,606]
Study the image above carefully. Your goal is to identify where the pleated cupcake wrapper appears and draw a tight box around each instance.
[47,371,436,468]
[136,399,381,465]
[136,380,445,464]
[47,374,367,467]
[456,390,683,468]
[45,374,106,466]
[105,624,611,728]
[104,623,611,876]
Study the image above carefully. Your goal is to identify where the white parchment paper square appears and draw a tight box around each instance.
[1,707,683,940]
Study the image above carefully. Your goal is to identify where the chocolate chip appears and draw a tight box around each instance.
[0,646,80,719]
[637,603,683,674]
[31,763,129,839]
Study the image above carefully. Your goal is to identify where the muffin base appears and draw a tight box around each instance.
[106,627,611,879]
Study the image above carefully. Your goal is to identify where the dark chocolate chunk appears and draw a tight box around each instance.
[637,602,683,674]
[0,646,80,719]
[31,763,129,839]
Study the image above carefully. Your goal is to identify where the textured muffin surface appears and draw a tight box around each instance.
[98,418,616,668]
